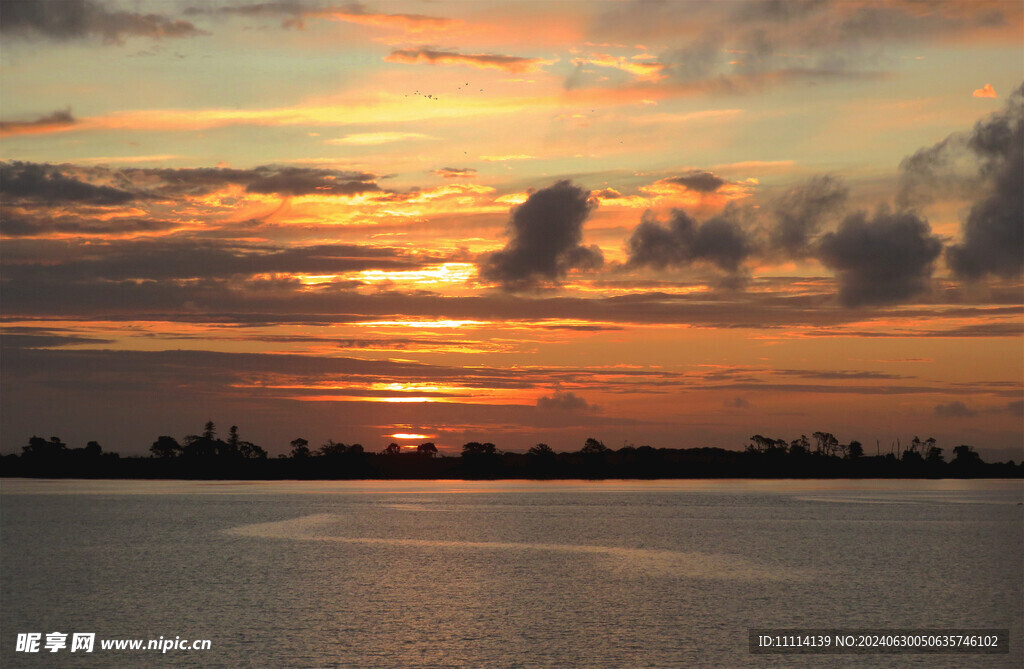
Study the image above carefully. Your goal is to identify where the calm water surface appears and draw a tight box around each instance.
[1,479,1021,668]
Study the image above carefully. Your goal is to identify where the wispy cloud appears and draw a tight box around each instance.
[191,2,457,33]
[1,0,204,42]
[386,47,554,73]
[326,132,436,146]
[0,109,76,137]
[434,167,477,179]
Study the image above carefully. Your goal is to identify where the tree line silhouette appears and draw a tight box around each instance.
[2,422,1019,480]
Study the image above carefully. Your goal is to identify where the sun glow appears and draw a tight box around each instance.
[355,263,476,285]
[359,319,487,328]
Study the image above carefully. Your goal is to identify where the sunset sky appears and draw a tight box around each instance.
[1,0,1022,459]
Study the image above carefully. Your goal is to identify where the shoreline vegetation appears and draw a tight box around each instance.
[2,422,1020,480]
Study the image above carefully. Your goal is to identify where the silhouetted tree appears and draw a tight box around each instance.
[319,440,347,457]
[84,441,103,457]
[812,431,838,456]
[789,435,809,456]
[223,425,241,457]
[527,443,555,457]
[239,440,267,459]
[202,421,216,440]
[22,436,67,459]
[290,437,311,459]
[462,442,497,456]
[150,435,181,458]
[580,437,609,454]
[182,432,222,457]
[749,435,785,453]
[382,442,402,456]
[952,444,981,466]
[847,440,864,459]
[417,442,438,457]
[902,445,924,465]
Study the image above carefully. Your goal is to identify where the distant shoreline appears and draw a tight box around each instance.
[3,454,1020,481]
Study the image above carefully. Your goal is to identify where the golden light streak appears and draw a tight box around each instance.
[309,8,457,33]
[326,132,436,145]
[61,93,548,135]
[358,319,487,329]
[495,192,529,205]
[573,54,666,82]
[480,154,535,162]
[355,263,476,286]
[299,394,530,405]
[74,154,182,165]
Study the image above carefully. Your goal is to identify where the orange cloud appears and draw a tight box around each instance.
[307,8,457,33]
[0,109,76,138]
[574,54,666,82]
[326,132,436,145]
[386,48,554,73]
[972,83,997,98]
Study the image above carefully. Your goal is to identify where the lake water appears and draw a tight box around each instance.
[1,479,1021,667]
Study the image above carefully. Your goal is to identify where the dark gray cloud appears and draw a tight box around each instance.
[122,163,380,196]
[1,239,436,282]
[589,1,1015,92]
[185,1,305,18]
[769,175,847,254]
[626,208,753,273]
[934,401,976,418]
[947,83,1024,279]
[0,109,76,137]
[0,161,136,205]
[897,135,974,208]
[0,327,114,349]
[434,167,477,179]
[775,369,905,381]
[0,0,204,41]
[480,180,603,291]
[0,162,382,205]
[797,320,1024,339]
[829,2,1009,45]
[733,0,829,23]
[243,166,380,197]
[130,164,380,197]
[664,171,726,193]
[658,31,724,83]
[897,83,1023,280]
[185,2,452,32]
[537,390,598,413]
[386,47,543,73]
[817,208,942,307]
[0,208,177,237]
